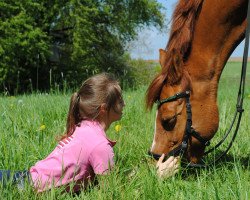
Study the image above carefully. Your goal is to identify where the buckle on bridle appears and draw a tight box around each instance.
[181,141,188,149]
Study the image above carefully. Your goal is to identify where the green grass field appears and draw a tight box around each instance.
[0,62,250,199]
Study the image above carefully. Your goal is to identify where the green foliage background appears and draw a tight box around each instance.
[0,0,165,94]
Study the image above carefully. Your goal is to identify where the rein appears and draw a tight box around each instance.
[148,1,250,167]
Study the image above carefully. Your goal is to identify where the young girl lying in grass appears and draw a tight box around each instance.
[0,73,179,193]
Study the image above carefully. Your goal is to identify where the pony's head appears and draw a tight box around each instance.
[146,49,219,163]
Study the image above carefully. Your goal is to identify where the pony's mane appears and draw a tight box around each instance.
[146,0,204,110]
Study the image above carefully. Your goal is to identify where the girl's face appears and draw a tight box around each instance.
[108,95,125,123]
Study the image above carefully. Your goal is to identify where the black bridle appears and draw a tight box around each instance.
[148,1,250,167]
[148,90,211,163]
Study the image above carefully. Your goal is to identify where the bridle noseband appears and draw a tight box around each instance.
[148,90,210,162]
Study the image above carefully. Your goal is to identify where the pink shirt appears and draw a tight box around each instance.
[30,120,116,192]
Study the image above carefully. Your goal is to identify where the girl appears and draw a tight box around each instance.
[0,73,178,193]
[31,73,125,192]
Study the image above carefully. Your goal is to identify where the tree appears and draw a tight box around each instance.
[0,0,165,94]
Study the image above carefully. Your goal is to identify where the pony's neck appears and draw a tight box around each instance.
[180,0,248,141]
[186,0,247,98]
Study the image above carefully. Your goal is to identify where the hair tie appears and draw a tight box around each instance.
[76,93,80,102]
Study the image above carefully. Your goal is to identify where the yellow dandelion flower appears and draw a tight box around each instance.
[39,124,46,131]
[115,124,122,132]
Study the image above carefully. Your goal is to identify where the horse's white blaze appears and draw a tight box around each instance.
[150,111,158,151]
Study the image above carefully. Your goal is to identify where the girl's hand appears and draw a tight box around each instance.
[156,154,179,179]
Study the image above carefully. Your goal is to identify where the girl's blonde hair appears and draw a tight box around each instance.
[62,73,121,139]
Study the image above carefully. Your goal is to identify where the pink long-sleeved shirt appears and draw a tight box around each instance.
[30,120,116,192]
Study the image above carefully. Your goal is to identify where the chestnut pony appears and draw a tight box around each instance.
[146,0,248,164]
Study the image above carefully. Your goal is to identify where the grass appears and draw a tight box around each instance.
[0,61,250,199]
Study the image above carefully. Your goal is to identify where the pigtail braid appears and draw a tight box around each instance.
[63,92,81,139]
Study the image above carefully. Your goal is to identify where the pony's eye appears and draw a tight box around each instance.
[161,116,177,131]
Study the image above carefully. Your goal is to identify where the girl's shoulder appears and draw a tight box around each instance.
[73,120,106,142]
[76,120,102,133]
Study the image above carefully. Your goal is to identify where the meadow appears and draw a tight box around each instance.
[0,61,249,199]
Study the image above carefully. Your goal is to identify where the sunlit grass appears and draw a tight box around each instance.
[0,62,249,199]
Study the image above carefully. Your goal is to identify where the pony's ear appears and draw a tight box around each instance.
[168,49,183,84]
[159,49,168,68]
